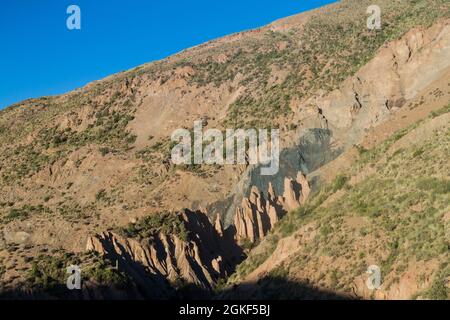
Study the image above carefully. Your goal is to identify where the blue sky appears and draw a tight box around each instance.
[0,0,337,109]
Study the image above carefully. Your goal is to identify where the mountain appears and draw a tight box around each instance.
[0,0,449,300]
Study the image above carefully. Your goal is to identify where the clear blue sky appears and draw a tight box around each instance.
[0,0,337,109]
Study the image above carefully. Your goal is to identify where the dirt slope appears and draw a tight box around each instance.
[0,0,449,299]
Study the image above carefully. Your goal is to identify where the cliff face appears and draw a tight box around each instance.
[234,172,310,244]
[85,210,243,298]
[316,20,450,146]
[84,171,311,295]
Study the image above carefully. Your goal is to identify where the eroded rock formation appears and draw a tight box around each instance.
[84,172,311,296]
[86,209,242,298]
[234,171,310,244]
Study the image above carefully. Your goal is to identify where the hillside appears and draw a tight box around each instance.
[223,103,450,300]
[0,0,449,299]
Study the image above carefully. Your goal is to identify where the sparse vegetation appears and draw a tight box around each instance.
[2,205,51,223]
[118,211,189,241]
[0,0,449,300]
[26,250,131,296]
[423,266,449,300]
[332,174,349,192]
[228,114,450,297]
[430,102,450,118]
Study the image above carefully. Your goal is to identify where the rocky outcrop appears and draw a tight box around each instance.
[316,21,450,145]
[84,173,310,296]
[234,171,310,244]
[281,171,311,211]
[214,213,224,237]
[86,209,242,298]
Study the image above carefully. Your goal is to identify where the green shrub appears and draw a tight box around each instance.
[119,211,189,241]
[416,178,450,194]
[95,189,107,201]
[99,147,110,156]
[27,251,131,294]
[27,252,80,291]
[3,205,50,223]
[424,271,449,300]
[412,148,424,158]
[430,103,450,118]
[332,175,349,192]
[87,258,130,289]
